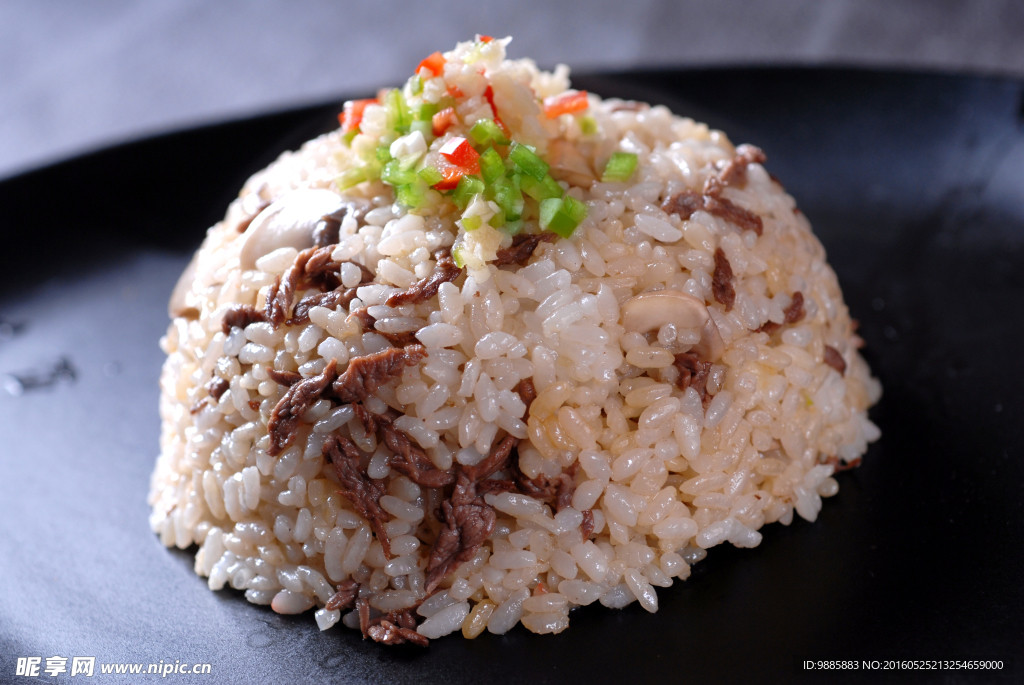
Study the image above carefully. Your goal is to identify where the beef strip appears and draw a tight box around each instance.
[322,434,392,559]
[287,289,351,326]
[206,376,229,401]
[824,346,847,375]
[660,190,704,220]
[346,307,376,332]
[580,509,595,539]
[325,578,359,611]
[493,233,556,267]
[702,193,764,235]
[266,358,338,456]
[673,352,713,401]
[512,460,579,513]
[264,248,316,326]
[366,620,429,647]
[332,346,427,404]
[424,434,519,593]
[221,304,267,334]
[265,368,301,387]
[712,248,736,310]
[265,244,374,326]
[356,598,371,638]
[517,378,537,416]
[312,216,342,248]
[385,249,462,307]
[718,144,767,187]
[355,404,455,488]
[758,291,805,334]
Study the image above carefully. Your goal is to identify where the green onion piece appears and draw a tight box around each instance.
[396,178,429,208]
[385,88,411,131]
[376,146,394,163]
[462,214,483,231]
[520,173,564,202]
[342,130,358,146]
[409,120,433,141]
[410,75,423,96]
[470,119,511,146]
[452,245,467,268]
[539,197,581,238]
[601,151,639,182]
[579,115,598,135]
[336,168,366,190]
[504,219,524,236]
[381,159,417,186]
[509,142,549,181]
[452,175,485,210]
[488,211,506,228]
[479,148,505,185]
[418,102,438,121]
[562,195,589,224]
[491,177,524,220]
[418,166,444,186]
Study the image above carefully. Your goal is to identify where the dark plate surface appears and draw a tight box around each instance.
[1,68,1022,684]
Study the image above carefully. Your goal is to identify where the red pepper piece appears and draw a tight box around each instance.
[432,107,457,137]
[338,98,377,134]
[543,91,589,119]
[439,137,480,174]
[417,52,446,77]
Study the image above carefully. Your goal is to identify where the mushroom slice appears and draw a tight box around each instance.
[546,139,597,188]
[238,188,346,270]
[621,290,726,362]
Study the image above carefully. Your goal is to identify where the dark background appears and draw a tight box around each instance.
[1,4,1022,684]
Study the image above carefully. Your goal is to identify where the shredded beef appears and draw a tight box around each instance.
[718,144,767,187]
[674,352,712,401]
[323,434,392,558]
[356,598,371,638]
[287,289,353,326]
[325,578,359,611]
[824,346,847,375]
[580,509,595,539]
[758,291,805,334]
[660,190,704,220]
[332,346,427,404]
[346,307,376,332]
[221,304,267,334]
[264,245,373,327]
[367,620,429,647]
[265,368,301,387]
[206,376,229,401]
[517,378,537,416]
[312,216,342,248]
[379,331,422,347]
[355,404,454,488]
[266,358,338,456]
[513,459,579,513]
[385,249,462,307]
[493,233,556,267]
[703,193,764,235]
[264,248,314,326]
[712,248,736,310]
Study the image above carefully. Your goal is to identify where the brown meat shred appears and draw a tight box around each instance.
[703,193,764,235]
[355,404,455,488]
[265,368,302,387]
[580,509,595,539]
[517,378,537,416]
[367,620,429,647]
[757,291,805,334]
[325,578,359,611]
[221,304,267,334]
[673,352,713,401]
[718,144,767,188]
[385,249,462,307]
[322,434,392,559]
[206,376,229,401]
[264,248,315,326]
[824,346,847,375]
[661,149,766,235]
[356,598,371,638]
[287,289,355,327]
[712,248,736,310]
[264,245,373,327]
[332,346,427,404]
[266,358,337,456]
[493,233,556,267]
[660,190,704,220]
[513,460,579,513]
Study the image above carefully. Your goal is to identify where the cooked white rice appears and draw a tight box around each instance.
[149,36,882,642]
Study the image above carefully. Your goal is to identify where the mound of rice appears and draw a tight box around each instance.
[150,36,882,643]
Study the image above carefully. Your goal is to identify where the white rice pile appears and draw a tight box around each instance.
[150,36,881,642]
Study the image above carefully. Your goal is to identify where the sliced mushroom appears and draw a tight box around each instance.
[546,139,597,188]
[168,252,199,319]
[238,188,347,271]
[621,289,726,362]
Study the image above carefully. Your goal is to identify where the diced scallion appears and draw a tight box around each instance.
[520,173,563,202]
[376,146,393,163]
[418,166,444,186]
[601,151,638,182]
[509,142,549,181]
[539,196,588,238]
[579,115,598,135]
[452,175,485,210]
[381,159,417,186]
[417,103,438,121]
[478,148,505,185]
[461,214,483,231]
[452,245,467,267]
[491,177,525,220]
[470,119,510,146]
[336,168,366,190]
[396,179,430,208]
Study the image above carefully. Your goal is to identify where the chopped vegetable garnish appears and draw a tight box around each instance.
[439,137,481,174]
[396,178,430,208]
[410,75,423,96]
[417,102,438,121]
[385,89,412,132]
[478,147,505,185]
[381,160,418,186]
[470,119,511,147]
[451,245,467,268]
[509,142,549,181]
[376,146,393,163]
[482,86,511,138]
[504,219,524,236]
[338,98,377,135]
[409,120,432,140]
[336,168,367,190]
[478,35,494,42]
[452,175,485,210]
[579,115,598,135]
[488,211,506,228]
[432,107,457,136]
[601,151,639,182]
[543,91,589,119]
[519,173,563,202]
[417,52,446,77]
[491,177,525,219]
[418,166,444,186]
[539,196,588,238]
[434,163,465,190]
[462,215,483,231]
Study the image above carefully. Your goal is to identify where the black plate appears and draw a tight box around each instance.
[1,68,1022,684]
